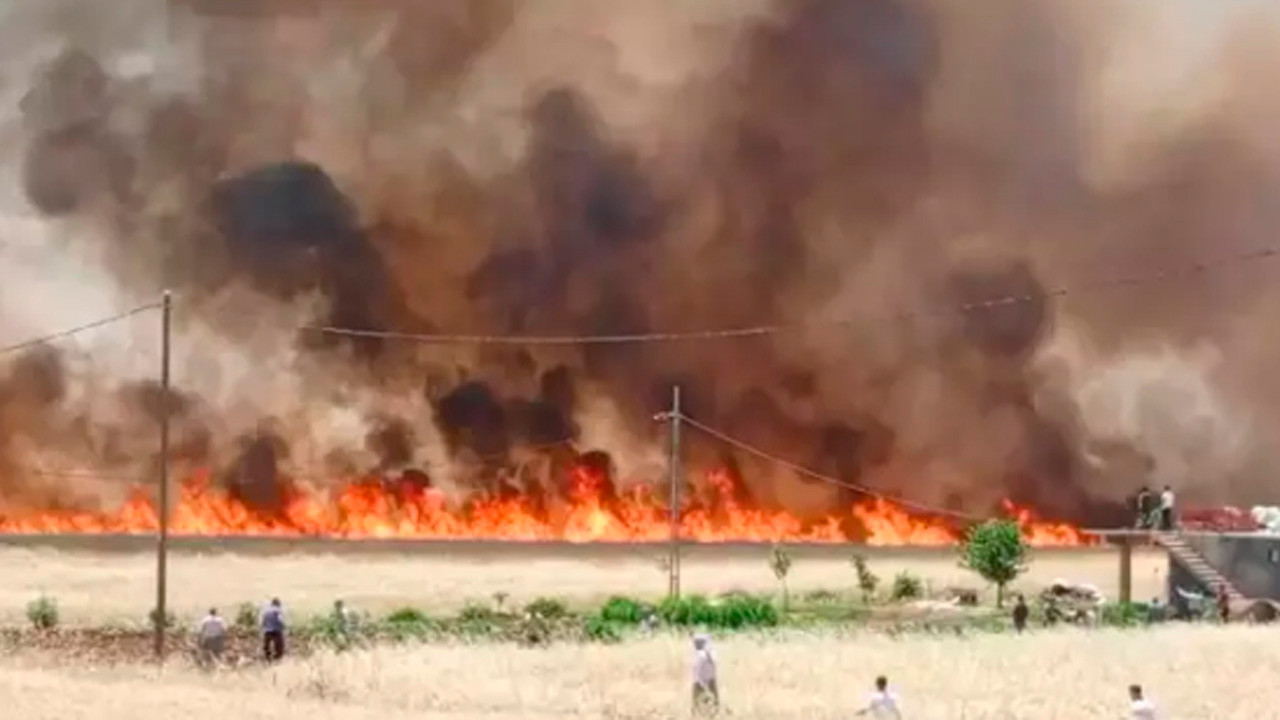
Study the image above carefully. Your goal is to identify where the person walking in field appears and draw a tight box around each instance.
[856,676,902,719]
[1129,684,1158,719]
[195,607,227,668]
[1012,594,1029,633]
[261,598,286,663]
[331,599,357,650]
[690,633,719,716]
[1159,485,1176,531]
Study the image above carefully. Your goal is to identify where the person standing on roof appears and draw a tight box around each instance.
[1159,485,1176,531]
[261,597,286,663]
[1134,486,1152,529]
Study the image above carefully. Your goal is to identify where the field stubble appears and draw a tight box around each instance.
[0,545,1165,626]
[4,626,1277,719]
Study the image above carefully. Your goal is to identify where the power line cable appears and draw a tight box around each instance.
[306,323,777,346]
[17,435,582,488]
[304,244,1280,346]
[0,302,162,359]
[677,412,983,521]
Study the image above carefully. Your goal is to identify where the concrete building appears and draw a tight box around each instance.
[1090,529,1280,614]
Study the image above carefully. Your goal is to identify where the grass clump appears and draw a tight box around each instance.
[523,596,569,620]
[1100,602,1149,628]
[600,595,649,624]
[235,602,258,631]
[717,592,780,629]
[658,593,779,630]
[583,616,623,644]
[891,572,924,601]
[386,607,431,625]
[459,603,500,623]
[26,595,58,631]
[802,588,841,604]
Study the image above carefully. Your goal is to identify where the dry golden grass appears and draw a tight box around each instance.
[3,625,1274,719]
[0,546,1165,625]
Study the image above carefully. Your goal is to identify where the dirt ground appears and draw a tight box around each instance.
[0,544,1165,626]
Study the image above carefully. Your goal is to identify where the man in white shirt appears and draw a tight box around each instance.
[1129,684,1158,719]
[690,634,718,715]
[856,676,902,719]
[196,607,227,667]
[1159,486,1176,531]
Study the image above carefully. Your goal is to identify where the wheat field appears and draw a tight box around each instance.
[4,625,1274,719]
[0,545,1165,625]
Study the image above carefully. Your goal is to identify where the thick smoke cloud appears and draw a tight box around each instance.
[1,0,1278,527]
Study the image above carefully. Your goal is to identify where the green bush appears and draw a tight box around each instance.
[658,594,716,626]
[523,597,569,620]
[307,613,360,648]
[584,616,623,644]
[890,572,924,601]
[234,602,257,631]
[600,595,648,624]
[657,593,779,629]
[717,593,780,629]
[26,595,58,631]
[802,588,840,604]
[1100,602,1149,628]
[459,604,499,623]
[386,607,431,625]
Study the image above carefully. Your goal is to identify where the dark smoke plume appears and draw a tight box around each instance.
[2,0,1279,525]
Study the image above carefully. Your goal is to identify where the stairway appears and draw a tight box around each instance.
[1155,532,1247,603]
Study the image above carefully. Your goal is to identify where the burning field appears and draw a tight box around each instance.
[2,0,1280,543]
[0,464,1086,545]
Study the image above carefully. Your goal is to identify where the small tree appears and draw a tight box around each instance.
[769,544,794,612]
[851,554,880,605]
[234,602,258,631]
[960,519,1029,608]
[890,571,923,601]
[26,595,58,631]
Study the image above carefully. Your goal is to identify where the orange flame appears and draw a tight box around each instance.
[0,466,1088,546]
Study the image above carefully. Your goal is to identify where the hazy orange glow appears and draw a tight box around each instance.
[0,466,1088,546]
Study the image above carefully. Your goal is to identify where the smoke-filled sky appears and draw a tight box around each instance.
[1,0,1279,524]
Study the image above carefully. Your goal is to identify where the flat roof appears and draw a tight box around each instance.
[1084,529,1280,541]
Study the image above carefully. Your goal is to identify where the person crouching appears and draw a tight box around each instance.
[196,607,227,668]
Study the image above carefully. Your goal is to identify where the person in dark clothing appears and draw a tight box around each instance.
[1216,584,1230,624]
[1012,594,1030,633]
[261,597,286,662]
[1134,486,1152,529]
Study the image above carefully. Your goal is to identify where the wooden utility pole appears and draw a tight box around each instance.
[153,290,172,660]
[1118,534,1133,605]
[667,386,682,599]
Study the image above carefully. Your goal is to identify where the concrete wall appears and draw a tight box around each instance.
[1180,533,1280,600]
